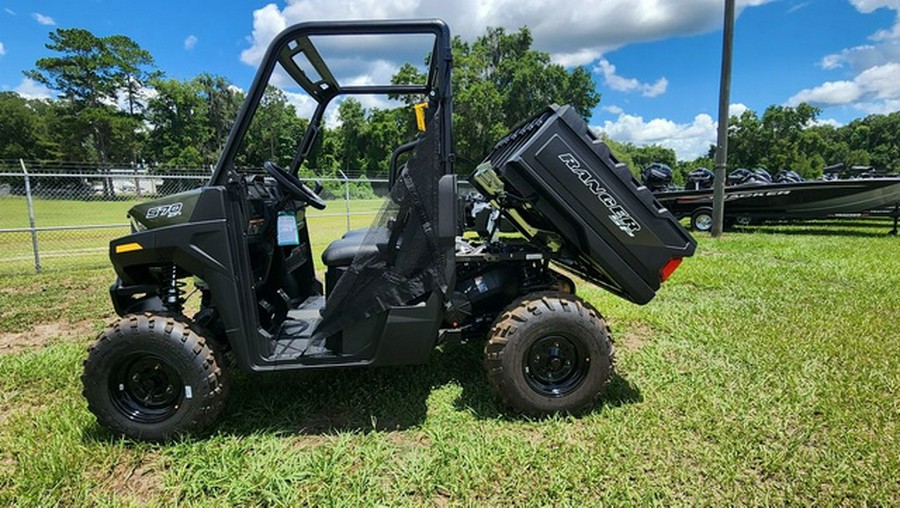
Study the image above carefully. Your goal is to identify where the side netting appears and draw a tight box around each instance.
[314,112,451,338]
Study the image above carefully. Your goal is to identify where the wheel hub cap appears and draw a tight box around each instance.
[110,354,183,424]
[524,335,589,397]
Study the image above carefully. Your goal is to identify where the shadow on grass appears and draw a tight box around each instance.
[82,341,642,441]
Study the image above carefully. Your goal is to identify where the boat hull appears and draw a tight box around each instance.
[656,178,900,221]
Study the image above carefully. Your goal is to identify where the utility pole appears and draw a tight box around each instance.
[712,0,736,237]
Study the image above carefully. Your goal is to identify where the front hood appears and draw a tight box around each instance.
[129,189,203,230]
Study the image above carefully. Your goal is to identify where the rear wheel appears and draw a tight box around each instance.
[82,313,230,441]
[484,292,614,416]
[690,207,714,232]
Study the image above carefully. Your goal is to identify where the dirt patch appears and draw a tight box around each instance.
[0,319,96,355]
[617,323,654,352]
[0,400,51,431]
[87,452,165,502]
[384,430,430,448]
[289,434,331,449]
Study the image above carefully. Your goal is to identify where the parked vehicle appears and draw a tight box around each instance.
[81,19,696,441]
[646,166,900,233]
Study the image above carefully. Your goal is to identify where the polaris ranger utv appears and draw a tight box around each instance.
[82,19,696,441]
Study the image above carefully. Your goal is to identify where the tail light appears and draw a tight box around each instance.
[660,258,683,282]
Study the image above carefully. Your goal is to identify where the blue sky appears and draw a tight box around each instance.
[1,0,899,159]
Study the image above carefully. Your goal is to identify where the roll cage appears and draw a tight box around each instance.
[210,19,454,186]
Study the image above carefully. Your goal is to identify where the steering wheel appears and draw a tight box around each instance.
[263,161,327,210]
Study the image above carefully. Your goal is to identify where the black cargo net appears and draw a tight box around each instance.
[315,113,450,338]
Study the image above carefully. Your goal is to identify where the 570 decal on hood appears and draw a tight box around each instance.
[559,153,642,238]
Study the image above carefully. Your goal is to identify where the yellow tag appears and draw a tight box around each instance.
[115,242,143,254]
[413,102,428,132]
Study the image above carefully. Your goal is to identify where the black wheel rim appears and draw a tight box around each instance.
[109,354,184,424]
[524,335,589,397]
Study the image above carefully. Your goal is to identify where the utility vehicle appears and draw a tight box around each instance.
[82,19,696,441]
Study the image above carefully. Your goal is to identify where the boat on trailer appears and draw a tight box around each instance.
[641,164,900,234]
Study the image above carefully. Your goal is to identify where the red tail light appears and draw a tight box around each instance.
[660,258,683,282]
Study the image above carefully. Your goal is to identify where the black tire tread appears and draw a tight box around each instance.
[82,312,229,441]
[484,291,615,416]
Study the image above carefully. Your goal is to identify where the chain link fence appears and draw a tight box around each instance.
[0,160,389,276]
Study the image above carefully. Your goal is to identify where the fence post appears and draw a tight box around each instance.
[134,169,142,198]
[20,159,42,274]
[338,169,351,233]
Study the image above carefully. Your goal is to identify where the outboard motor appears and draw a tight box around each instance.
[773,170,803,184]
[728,168,771,186]
[753,168,772,183]
[728,168,754,186]
[685,168,714,191]
[641,163,675,192]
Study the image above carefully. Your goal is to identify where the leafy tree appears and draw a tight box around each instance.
[195,74,243,164]
[145,78,207,165]
[390,63,428,106]
[335,98,367,173]
[628,144,677,173]
[725,103,825,178]
[238,86,307,169]
[600,135,636,173]
[448,27,601,171]
[0,93,53,159]
[25,28,158,193]
[360,107,407,175]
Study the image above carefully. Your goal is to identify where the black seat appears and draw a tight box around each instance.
[321,234,379,267]
[321,228,394,267]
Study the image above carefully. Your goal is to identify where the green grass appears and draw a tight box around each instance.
[0,220,898,505]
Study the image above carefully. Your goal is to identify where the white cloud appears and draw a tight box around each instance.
[184,35,198,50]
[642,78,669,98]
[0,42,5,56]
[32,12,55,25]
[728,103,750,117]
[853,98,900,114]
[820,42,900,71]
[789,80,864,105]
[848,0,898,14]
[284,90,319,119]
[3,8,14,16]
[602,105,624,115]
[594,59,668,98]
[113,84,158,112]
[786,1,811,14]
[810,118,843,128]
[790,62,900,112]
[597,112,715,160]
[871,20,900,40]
[241,0,776,72]
[596,103,753,160]
[14,78,53,100]
[794,1,900,115]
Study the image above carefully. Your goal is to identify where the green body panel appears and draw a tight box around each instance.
[129,188,203,230]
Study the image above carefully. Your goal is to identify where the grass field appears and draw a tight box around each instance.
[0,213,898,504]
[0,196,384,274]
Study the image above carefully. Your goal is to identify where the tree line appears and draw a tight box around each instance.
[2,27,898,183]
[0,26,597,179]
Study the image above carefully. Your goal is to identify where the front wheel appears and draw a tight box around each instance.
[82,313,230,441]
[484,292,614,416]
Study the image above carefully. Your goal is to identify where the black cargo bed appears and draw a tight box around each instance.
[471,104,696,304]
